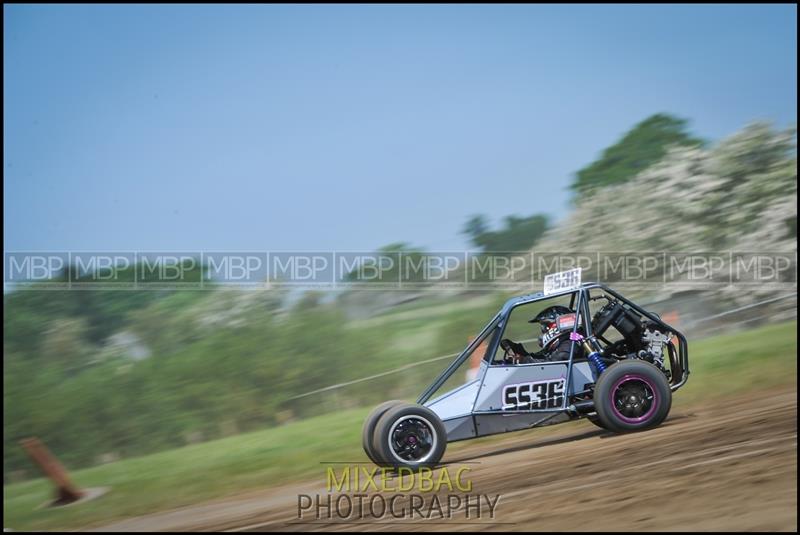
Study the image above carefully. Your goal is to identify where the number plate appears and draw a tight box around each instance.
[502,379,565,410]
[543,268,582,295]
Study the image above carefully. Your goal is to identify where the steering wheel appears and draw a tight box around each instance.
[500,339,521,364]
[503,346,517,364]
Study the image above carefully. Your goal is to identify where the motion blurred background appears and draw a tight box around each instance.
[3,4,797,531]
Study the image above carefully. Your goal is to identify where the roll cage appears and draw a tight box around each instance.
[417,282,689,414]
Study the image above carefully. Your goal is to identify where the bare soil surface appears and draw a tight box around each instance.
[93,387,797,532]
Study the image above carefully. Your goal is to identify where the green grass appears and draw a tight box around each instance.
[677,320,797,404]
[3,320,796,531]
[3,407,379,531]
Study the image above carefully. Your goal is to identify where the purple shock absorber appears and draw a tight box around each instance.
[587,351,607,376]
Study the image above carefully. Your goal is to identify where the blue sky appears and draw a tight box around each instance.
[4,4,797,252]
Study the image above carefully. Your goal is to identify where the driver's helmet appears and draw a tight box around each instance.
[529,305,578,349]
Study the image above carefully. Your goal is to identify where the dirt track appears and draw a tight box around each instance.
[95,387,797,532]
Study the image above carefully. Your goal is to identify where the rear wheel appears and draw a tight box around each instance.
[371,403,447,469]
[362,400,405,465]
[594,360,672,433]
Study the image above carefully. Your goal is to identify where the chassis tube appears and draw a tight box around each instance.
[597,284,690,390]
[561,288,585,410]
[417,313,500,405]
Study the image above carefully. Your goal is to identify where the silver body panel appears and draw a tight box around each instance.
[474,363,568,412]
[426,360,582,441]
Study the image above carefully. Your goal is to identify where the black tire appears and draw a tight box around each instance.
[593,360,672,433]
[362,400,406,465]
[586,414,606,429]
[371,403,447,469]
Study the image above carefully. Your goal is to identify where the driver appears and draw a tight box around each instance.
[501,305,584,364]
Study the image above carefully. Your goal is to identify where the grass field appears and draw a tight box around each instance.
[3,320,796,531]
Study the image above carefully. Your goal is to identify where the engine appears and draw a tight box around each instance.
[591,297,674,379]
[638,323,672,374]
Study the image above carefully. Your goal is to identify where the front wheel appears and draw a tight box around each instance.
[593,360,672,433]
[371,403,447,469]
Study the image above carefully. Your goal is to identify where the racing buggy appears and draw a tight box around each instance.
[362,269,689,469]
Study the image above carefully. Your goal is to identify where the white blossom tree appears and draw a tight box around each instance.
[533,122,797,307]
